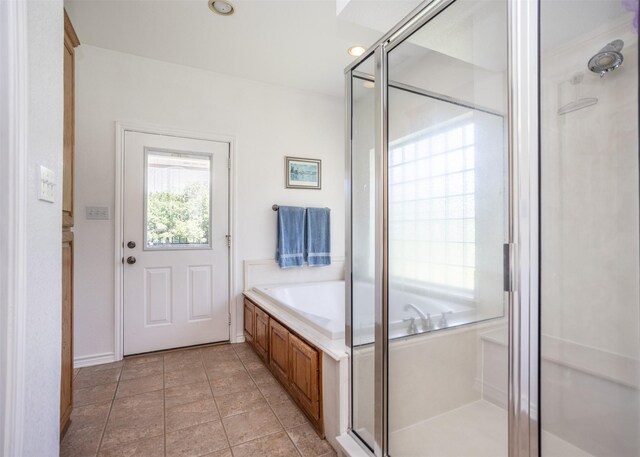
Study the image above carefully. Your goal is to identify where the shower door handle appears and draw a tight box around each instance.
[504,243,515,292]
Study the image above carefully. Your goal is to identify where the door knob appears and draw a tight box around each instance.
[127,241,136,249]
[126,256,136,265]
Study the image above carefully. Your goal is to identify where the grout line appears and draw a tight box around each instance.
[203,347,234,456]
[94,365,122,455]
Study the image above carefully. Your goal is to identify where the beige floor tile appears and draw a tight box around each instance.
[318,451,337,457]
[222,406,283,446]
[165,420,229,457]
[74,382,117,407]
[287,423,334,457]
[201,449,232,457]
[165,380,213,408]
[166,399,220,432]
[124,354,163,367]
[202,348,239,364]
[97,435,164,457]
[271,398,309,430]
[60,424,103,457]
[109,390,163,422]
[209,371,256,397]
[115,374,163,399]
[74,366,122,389]
[120,359,163,381]
[67,401,111,433]
[259,382,291,405]
[100,413,163,450]
[232,342,252,353]
[243,360,266,371]
[164,364,207,388]
[231,431,301,457]
[215,388,268,417]
[80,361,124,374]
[236,350,261,364]
[251,370,281,388]
[204,360,246,378]
[164,348,203,372]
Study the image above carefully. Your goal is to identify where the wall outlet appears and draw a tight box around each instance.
[86,206,110,220]
[38,166,55,203]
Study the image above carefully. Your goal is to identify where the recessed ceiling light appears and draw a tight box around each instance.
[209,0,234,16]
[348,45,367,57]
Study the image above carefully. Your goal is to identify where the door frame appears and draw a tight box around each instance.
[0,0,28,453]
[114,121,237,361]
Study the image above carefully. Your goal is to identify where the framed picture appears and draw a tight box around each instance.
[285,156,321,189]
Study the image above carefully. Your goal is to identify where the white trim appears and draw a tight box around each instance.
[74,352,117,369]
[0,0,28,454]
[114,121,238,360]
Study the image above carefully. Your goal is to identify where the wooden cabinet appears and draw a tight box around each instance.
[269,319,289,384]
[254,307,269,362]
[60,9,79,437]
[243,298,255,343]
[60,231,74,434]
[289,334,320,420]
[243,295,323,435]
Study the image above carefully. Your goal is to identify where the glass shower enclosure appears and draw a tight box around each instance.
[345,0,639,456]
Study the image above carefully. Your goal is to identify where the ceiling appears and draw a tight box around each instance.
[65,0,422,98]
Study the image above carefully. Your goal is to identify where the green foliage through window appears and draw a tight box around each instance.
[146,181,210,246]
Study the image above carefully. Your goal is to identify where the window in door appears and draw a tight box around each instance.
[144,150,212,250]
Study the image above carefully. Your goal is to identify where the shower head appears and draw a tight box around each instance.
[588,40,624,77]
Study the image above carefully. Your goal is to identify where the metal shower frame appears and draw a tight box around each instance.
[343,0,541,456]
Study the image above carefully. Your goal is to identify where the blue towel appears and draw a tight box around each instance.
[276,206,305,268]
[305,207,331,267]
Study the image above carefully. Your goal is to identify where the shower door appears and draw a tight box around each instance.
[346,0,513,455]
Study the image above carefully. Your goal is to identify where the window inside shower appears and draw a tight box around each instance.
[388,119,477,294]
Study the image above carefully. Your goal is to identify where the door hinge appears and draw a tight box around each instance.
[228,156,231,170]
[503,243,516,292]
[228,314,232,326]
[225,234,231,248]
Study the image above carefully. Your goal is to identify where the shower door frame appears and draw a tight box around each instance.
[344,0,541,456]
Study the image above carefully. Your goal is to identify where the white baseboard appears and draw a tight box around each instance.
[74,352,117,368]
[235,334,246,343]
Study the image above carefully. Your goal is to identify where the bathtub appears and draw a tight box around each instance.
[253,280,489,344]
[254,281,346,340]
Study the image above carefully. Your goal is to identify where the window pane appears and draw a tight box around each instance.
[145,151,211,249]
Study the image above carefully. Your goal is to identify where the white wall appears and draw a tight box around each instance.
[73,45,345,362]
[24,1,64,454]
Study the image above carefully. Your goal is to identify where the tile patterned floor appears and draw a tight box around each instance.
[61,343,337,457]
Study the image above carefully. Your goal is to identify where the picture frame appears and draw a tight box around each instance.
[285,156,321,189]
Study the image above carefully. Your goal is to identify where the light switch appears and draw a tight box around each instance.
[86,206,110,220]
[38,166,55,203]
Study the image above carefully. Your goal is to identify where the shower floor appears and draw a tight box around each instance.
[388,400,593,457]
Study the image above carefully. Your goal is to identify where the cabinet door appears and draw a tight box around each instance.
[244,299,255,343]
[288,333,320,420]
[254,307,269,362]
[269,319,289,383]
[60,231,74,433]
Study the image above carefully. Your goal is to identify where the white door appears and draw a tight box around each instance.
[123,131,230,355]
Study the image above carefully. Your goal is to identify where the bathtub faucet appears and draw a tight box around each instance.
[404,303,432,332]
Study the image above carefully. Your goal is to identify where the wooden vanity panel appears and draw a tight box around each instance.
[254,306,269,362]
[289,333,320,420]
[269,319,290,384]
[243,294,324,436]
[243,298,255,344]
